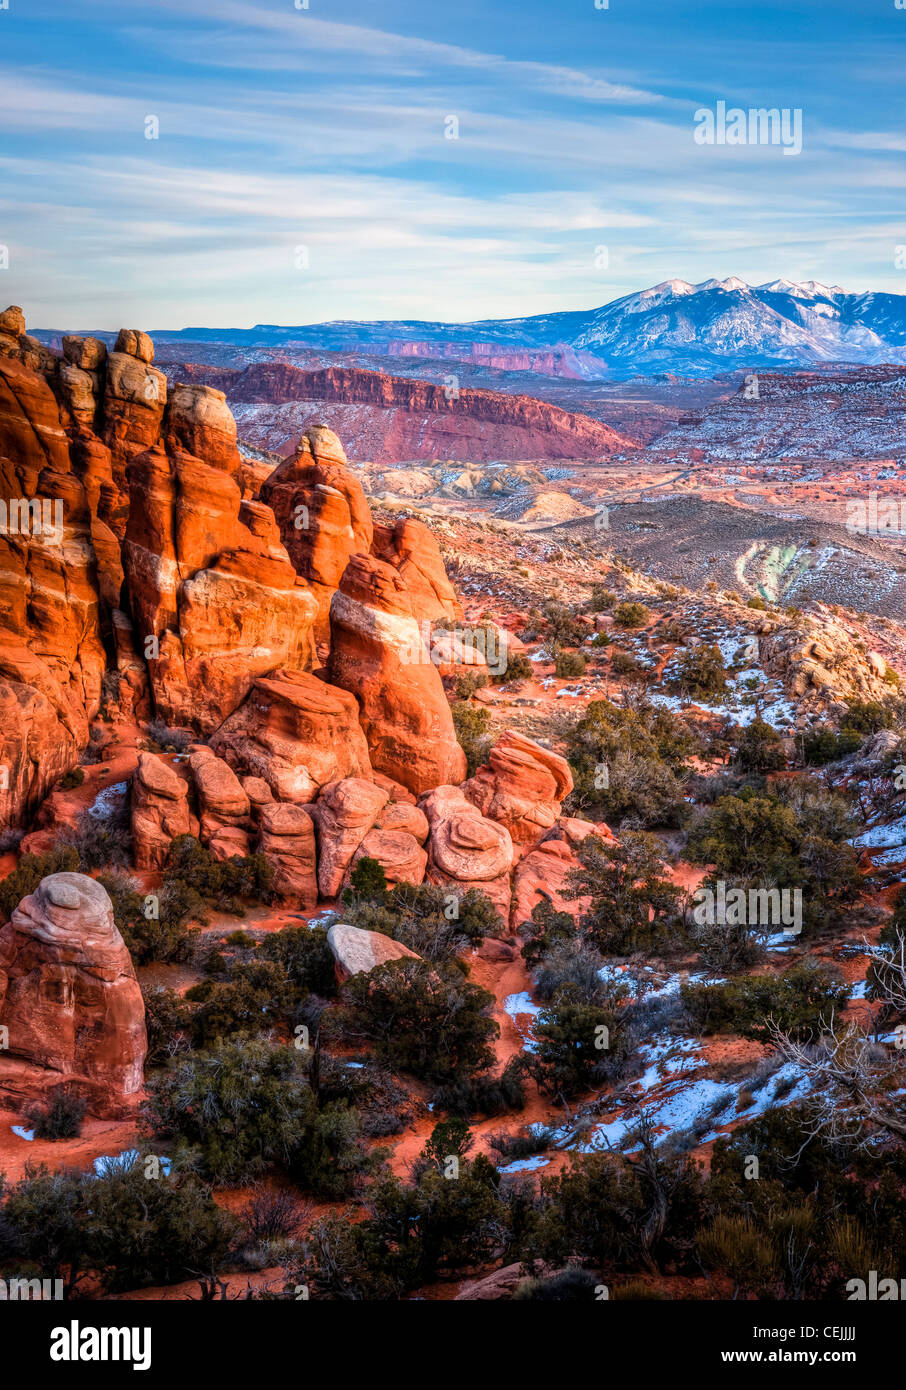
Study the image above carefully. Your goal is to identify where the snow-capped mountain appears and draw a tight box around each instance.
[47,278,906,380]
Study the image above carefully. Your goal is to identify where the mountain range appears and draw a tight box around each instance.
[44,277,906,381]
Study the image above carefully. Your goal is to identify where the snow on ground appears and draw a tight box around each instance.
[88,781,128,819]
[504,991,542,1053]
[498,1155,551,1174]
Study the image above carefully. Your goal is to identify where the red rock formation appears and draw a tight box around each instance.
[189,749,252,859]
[209,669,371,802]
[257,801,317,907]
[0,347,107,825]
[375,799,429,843]
[371,517,462,624]
[463,730,574,848]
[259,426,373,642]
[177,362,632,463]
[327,921,421,981]
[0,873,147,1116]
[347,827,427,889]
[510,838,583,930]
[313,777,389,899]
[122,407,318,730]
[327,553,466,794]
[421,784,514,922]
[131,752,195,870]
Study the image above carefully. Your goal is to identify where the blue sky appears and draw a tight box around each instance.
[1,0,905,328]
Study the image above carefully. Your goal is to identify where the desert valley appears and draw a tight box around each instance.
[2,277,906,1316]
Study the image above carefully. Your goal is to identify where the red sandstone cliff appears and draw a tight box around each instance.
[167,362,633,463]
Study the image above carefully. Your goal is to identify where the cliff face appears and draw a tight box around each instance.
[168,363,633,463]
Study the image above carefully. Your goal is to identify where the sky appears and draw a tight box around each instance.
[1,0,905,329]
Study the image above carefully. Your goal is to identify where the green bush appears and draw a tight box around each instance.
[164,835,274,915]
[735,716,785,773]
[554,647,587,679]
[681,957,849,1040]
[145,1038,368,1194]
[612,601,650,628]
[335,957,498,1083]
[59,767,85,791]
[451,701,492,776]
[569,831,682,956]
[671,644,727,700]
[585,585,616,612]
[24,1087,86,1140]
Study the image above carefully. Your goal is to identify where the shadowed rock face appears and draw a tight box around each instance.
[0,873,147,1116]
[327,553,467,794]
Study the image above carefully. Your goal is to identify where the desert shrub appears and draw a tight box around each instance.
[345,879,500,962]
[239,1186,307,1246]
[24,1087,86,1140]
[98,870,196,965]
[334,958,498,1084]
[680,957,849,1040]
[0,846,80,922]
[803,725,863,766]
[612,601,649,628]
[746,595,768,610]
[0,1159,237,1296]
[497,650,534,683]
[697,1214,777,1297]
[686,786,861,932]
[185,958,297,1046]
[295,1157,504,1297]
[564,699,698,828]
[691,912,765,974]
[585,585,616,612]
[343,855,388,904]
[519,899,578,966]
[258,925,337,999]
[530,1143,705,1271]
[164,835,273,914]
[431,1057,526,1118]
[146,719,195,753]
[451,701,492,776]
[843,700,896,733]
[453,669,489,700]
[141,985,194,1068]
[554,647,587,679]
[59,767,85,791]
[513,1268,601,1301]
[538,600,586,646]
[529,984,631,1096]
[487,1125,553,1162]
[735,715,785,773]
[145,1038,367,1195]
[569,832,683,956]
[58,804,132,869]
[609,649,645,679]
[533,938,611,1004]
[670,643,727,700]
